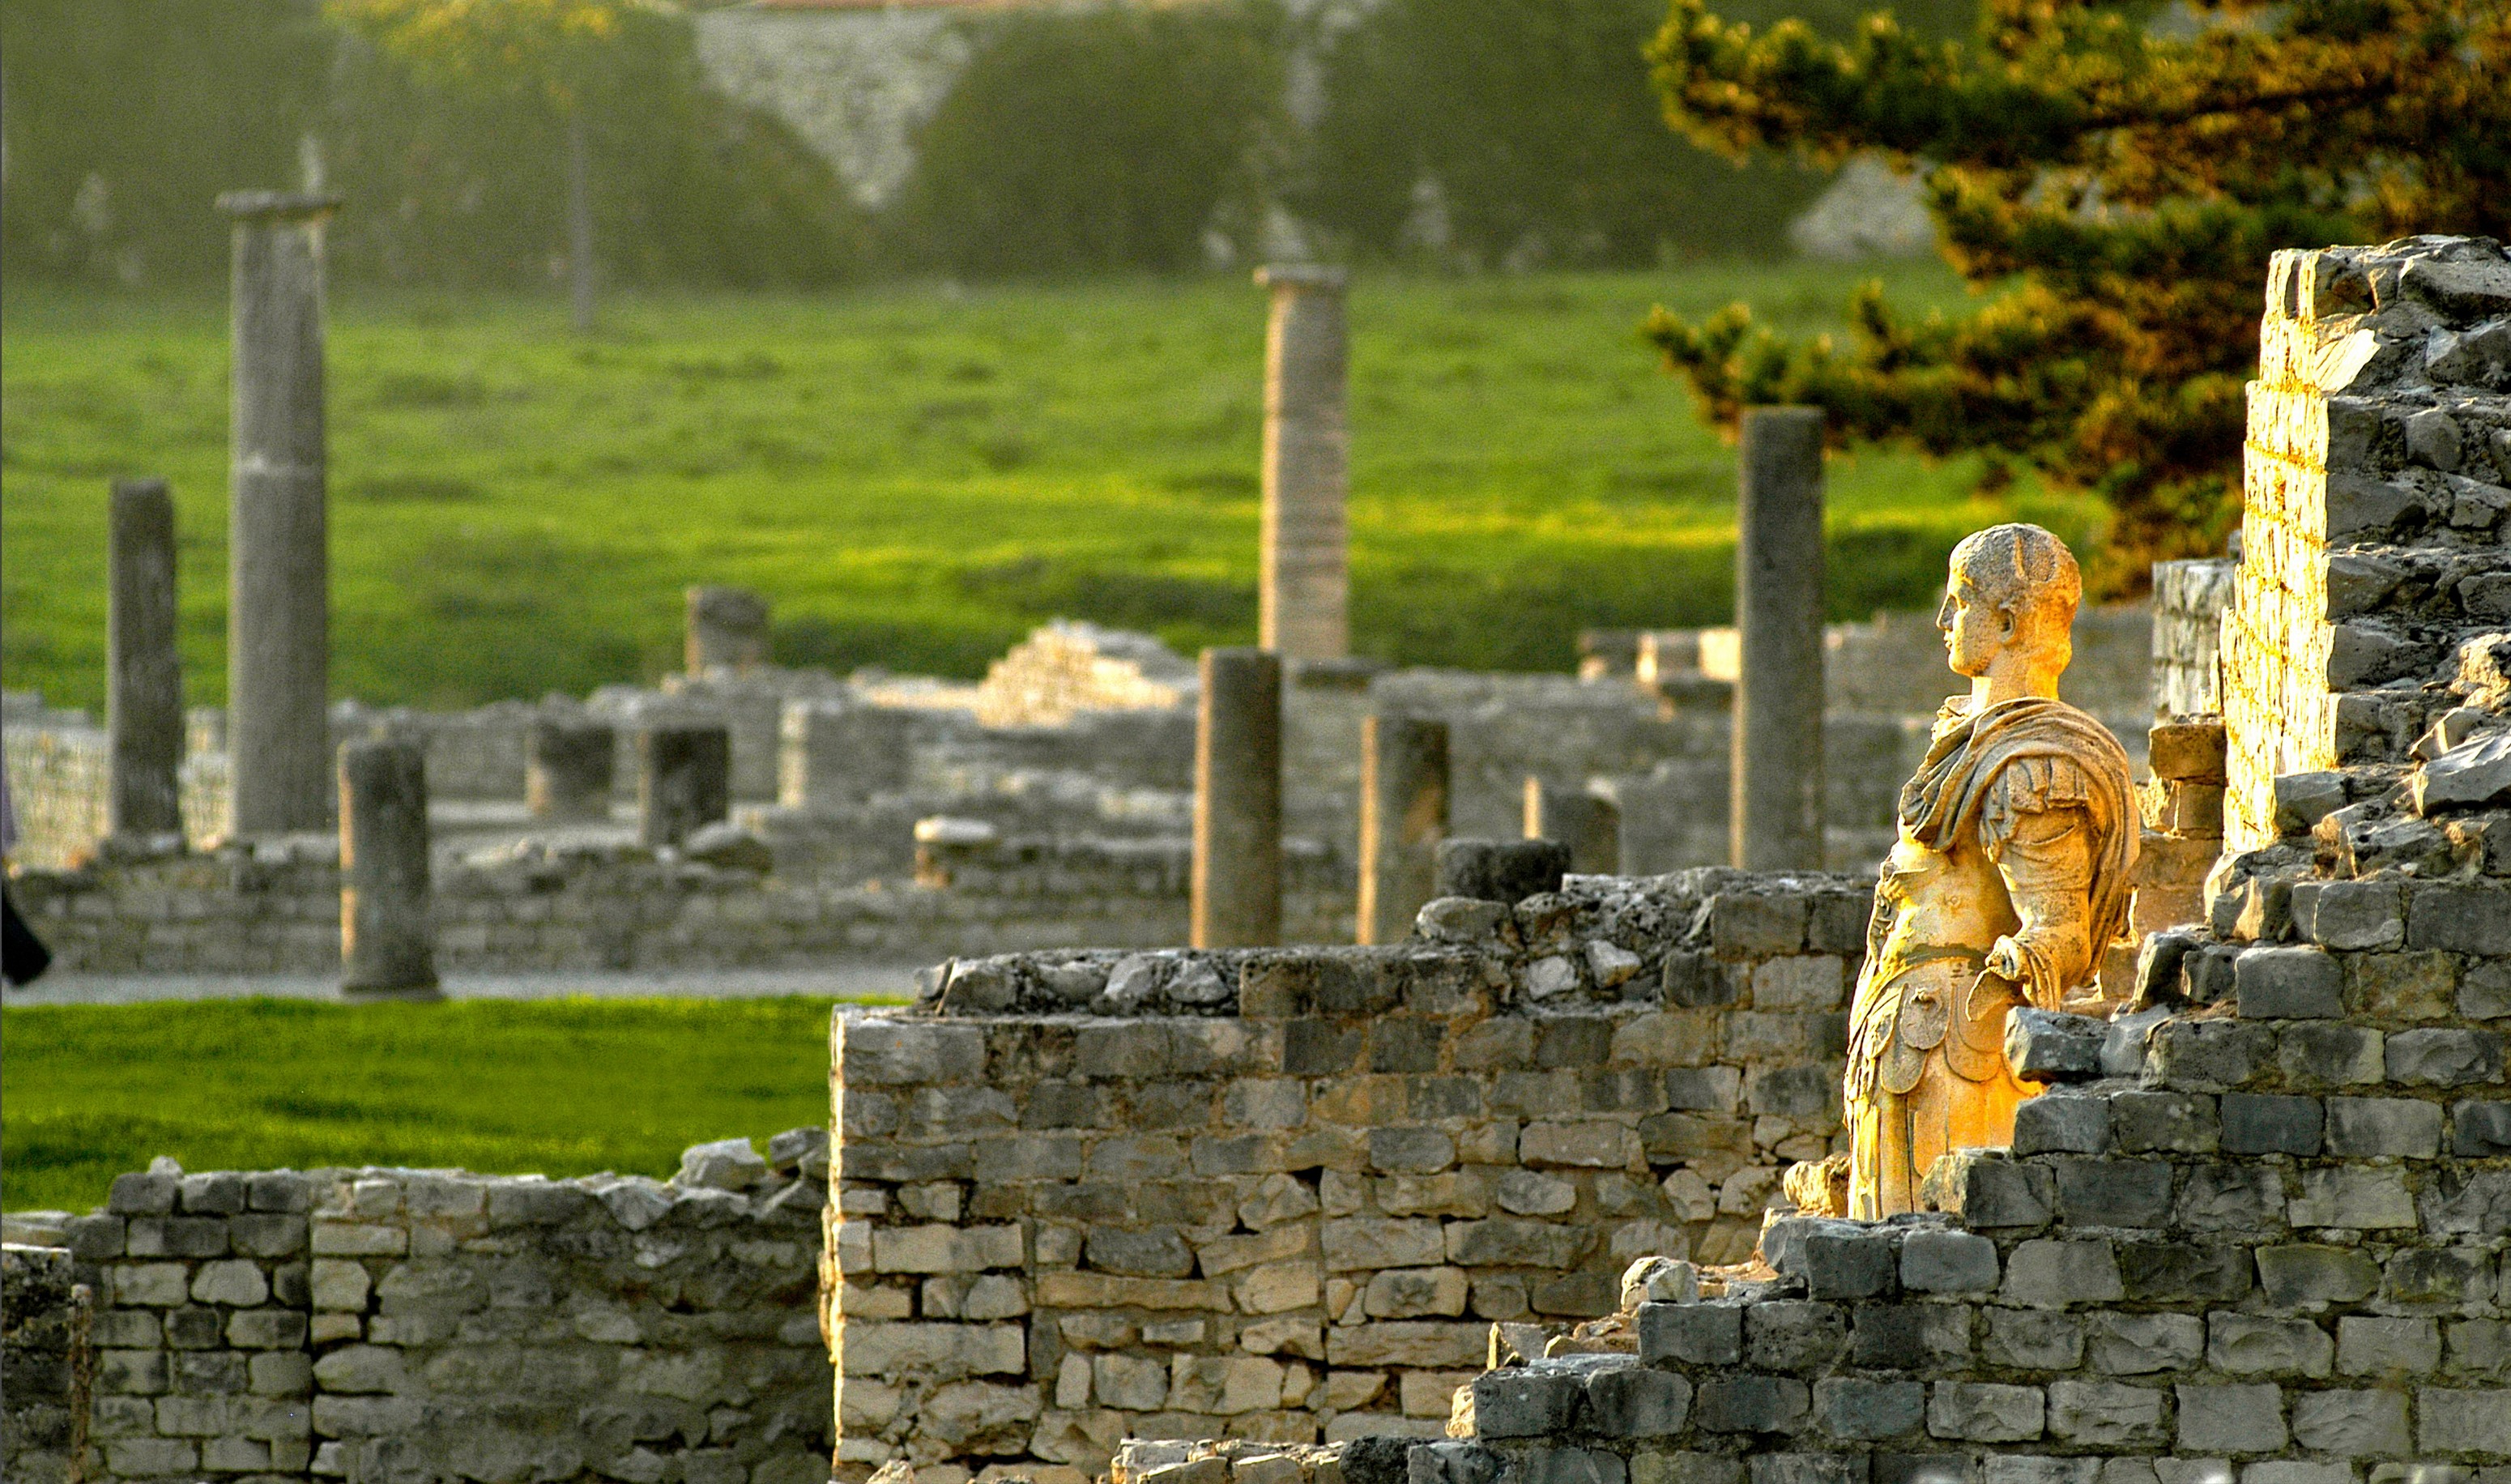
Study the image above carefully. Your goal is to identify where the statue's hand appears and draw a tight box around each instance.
[1983,936,2028,984]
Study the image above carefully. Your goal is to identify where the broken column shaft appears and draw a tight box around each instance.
[1358,714,1447,945]
[1256,266,1350,660]
[639,723,731,849]
[1192,647,1282,948]
[108,477,186,842]
[339,737,438,999]
[1731,405,1827,871]
[220,190,340,836]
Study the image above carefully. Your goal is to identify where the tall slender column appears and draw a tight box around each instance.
[1358,714,1447,945]
[1192,647,1282,948]
[1524,778,1621,876]
[108,477,186,842]
[1731,406,1827,870]
[339,738,438,999]
[1256,266,1349,660]
[220,190,339,836]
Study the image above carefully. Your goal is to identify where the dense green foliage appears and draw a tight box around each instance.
[0,267,2100,713]
[0,0,856,290]
[893,4,1288,277]
[1294,0,1966,267]
[1643,0,2511,588]
[0,998,854,1216]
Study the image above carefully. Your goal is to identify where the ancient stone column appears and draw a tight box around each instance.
[1731,406,1827,870]
[1358,714,1447,945]
[1525,778,1621,876]
[526,719,616,822]
[220,190,339,837]
[107,477,186,842]
[339,738,438,999]
[638,723,731,848]
[1192,647,1281,948]
[1256,266,1349,660]
[686,586,770,676]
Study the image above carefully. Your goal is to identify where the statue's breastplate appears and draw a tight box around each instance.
[1848,832,2026,1097]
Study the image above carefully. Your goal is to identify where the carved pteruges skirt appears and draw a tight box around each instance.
[1844,840,2036,1219]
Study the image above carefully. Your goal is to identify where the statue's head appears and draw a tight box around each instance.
[1938,523,2080,680]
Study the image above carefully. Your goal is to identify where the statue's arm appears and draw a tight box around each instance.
[1983,800,2100,1009]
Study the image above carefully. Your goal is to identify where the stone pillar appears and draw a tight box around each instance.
[687,586,770,676]
[1731,405,1827,870]
[1524,778,1620,876]
[1256,266,1349,660]
[1192,647,1281,948]
[220,190,339,837]
[339,738,437,999]
[1358,714,1447,945]
[107,477,186,842]
[781,699,914,810]
[638,723,730,848]
[526,719,616,822]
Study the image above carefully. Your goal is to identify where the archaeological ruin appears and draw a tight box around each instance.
[4,233,2506,1484]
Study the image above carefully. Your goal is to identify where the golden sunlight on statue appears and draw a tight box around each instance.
[1821,524,2137,1218]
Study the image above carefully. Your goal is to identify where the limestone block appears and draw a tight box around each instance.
[1927,1382,2046,1443]
[2043,1381,2166,1447]
[1234,1261,1321,1315]
[1691,1375,1810,1435]
[1322,1219,1443,1272]
[2085,1311,2204,1375]
[1813,1376,1924,1440]
[874,1224,1023,1274]
[2324,1097,2445,1157]
[838,1320,1026,1379]
[2287,1167,2417,1230]
[1519,1122,1640,1170]
[1444,1218,1588,1269]
[2336,1316,2441,1378]
[1746,1301,1848,1370]
[1983,1309,2084,1371]
[1585,1364,1693,1438]
[1095,1354,1170,1411]
[1900,1230,1999,1294]
[2001,1239,2124,1308]
[2219,1093,2324,1155]
[1322,1322,1486,1368]
[2256,1245,2381,1311]
[1363,1267,1467,1319]
[1470,1368,1585,1438]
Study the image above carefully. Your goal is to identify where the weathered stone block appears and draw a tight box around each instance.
[2453,1098,2511,1155]
[2011,1095,2109,1156]
[1848,1303,1972,1371]
[1983,1308,2083,1370]
[2001,1239,2122,1308]
[1900,1230,1999,1294]
[2256,1244,2381,1311]
[2172,1163,2286,1233]
[2175,1383,2287,1452]
[1585,1364,1694,1438]
[2290,1388,2411,1456]
[2287,1167,2417,1230]
[2236,946,2344,1018]
[2417,1388,2511,1455]
[2336,1315,2441,1377]
[1927,1382,2044,1443]
[1638,1302,1743,1367]
[2324,1096,2445,1156]
[2208,1313,2334,1377]
[2108,1092,2220,1154]
[2052,1158,2174,1229]
[2386,1028,2504,1086]
[1695,1375,1810,1435]
[1815,1377,1925,1440]
[1746,1302,1848,1370]
[2086,1311,2204,1375]
[1800,1232,1898,1300]
[2276,1022,2385,1087]
[2044,1381,2166,1447]
[2117,1241,2251,1304]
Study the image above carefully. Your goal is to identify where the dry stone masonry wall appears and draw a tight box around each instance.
[825,870,1873,1479]
[26,1139,833,1484]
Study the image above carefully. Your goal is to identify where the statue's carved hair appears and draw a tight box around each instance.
[1950,523,2081,647]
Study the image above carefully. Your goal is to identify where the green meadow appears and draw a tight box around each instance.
[0,998,855,1215]
[1,262,2099,714]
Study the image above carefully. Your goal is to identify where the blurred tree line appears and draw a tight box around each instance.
[0,0,1972,289]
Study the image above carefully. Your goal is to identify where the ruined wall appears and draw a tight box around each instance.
[2222,237,2511,849]
[825,870,1873,1478]
[45,1151,831,1484]
[10,833,1356,976]
[2153,560,2237,720]
[2,1243,92,1484]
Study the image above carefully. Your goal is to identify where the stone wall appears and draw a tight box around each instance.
[2221,237,2511,850]
[2153,560,2237,719]
[2,1243,92,1484]
[34,1147,832,1483]
[10,832,1357,977]
[825,869,1874,1479]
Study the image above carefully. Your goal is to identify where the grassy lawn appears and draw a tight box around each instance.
[1,262,2101,713]
[0,998,850,1215]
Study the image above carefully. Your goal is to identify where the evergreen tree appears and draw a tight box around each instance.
[1641,0,2511,586]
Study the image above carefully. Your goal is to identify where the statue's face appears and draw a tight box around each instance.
[1936,574,2011,677]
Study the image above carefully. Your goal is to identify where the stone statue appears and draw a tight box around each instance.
[1835,524,2136,1218]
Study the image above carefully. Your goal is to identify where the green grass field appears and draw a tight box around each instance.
[0,998,851,1215]
[1,263,2101,712]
